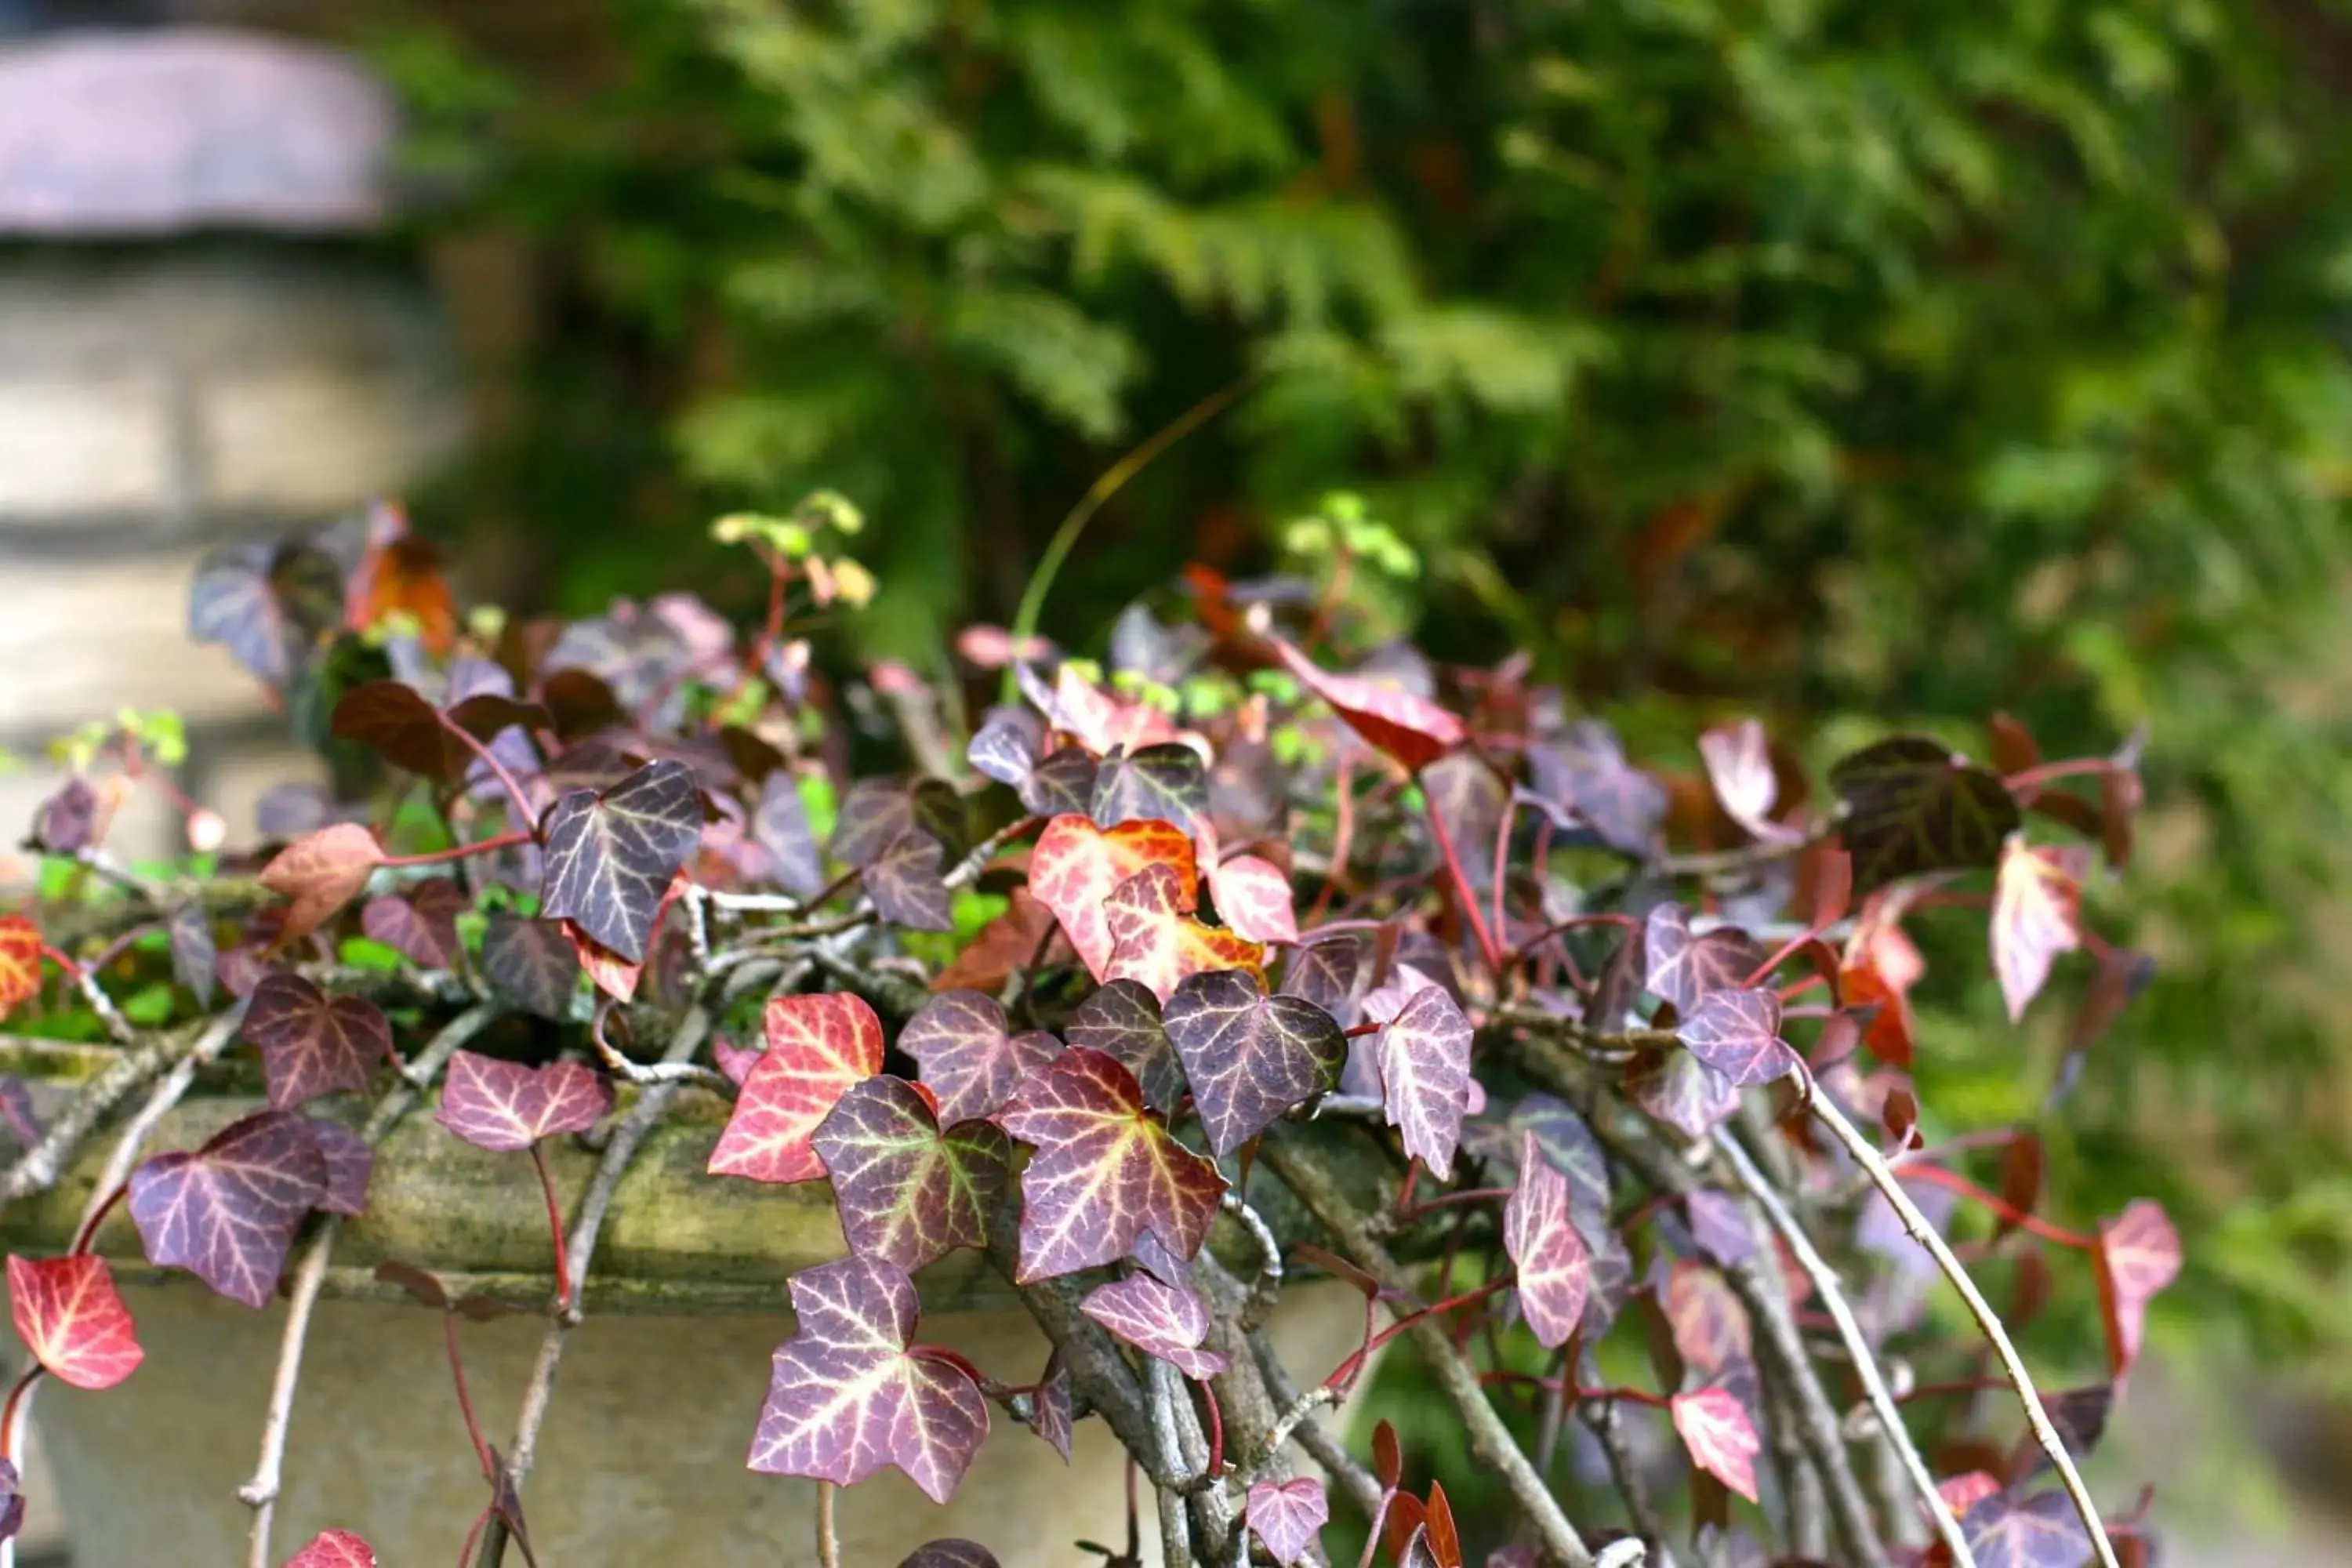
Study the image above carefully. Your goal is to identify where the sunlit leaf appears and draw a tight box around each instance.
[1104,862,1265,1003]
[1643,904,1764,1015]
[1066,978,1185,1116]
[1079,1272,1227,1378]
[6,1254,143,1390]
[1829,737,2020,895]
[128,1109,330,1308]
[361,877,466,970]
[866,829,954,931]
[435,1051,612,1152]
[0,916,43,1019]
[1247,1477,1329,1568]
[1503,1129,1591,1348]
[1672,1388,1762,1503]
[1029,813,1199,983]
[243,971,394,1108]
[710,993,885,1184]
[284,1528,378,1568]
[539,759,703,962]
[1163,969,1345,1156]
[998,1047,1226,1282]
[1962,1490,2092,1568]
[260,824,384,945]
[749,1254,989,1503]
[967,706,1044,789]
[899,990,1062,1126]
[482,914,583,1020]
[1089,743,1208,831]
[1698,718,1802,844]
[813,1076,1012,1272]
[1991,838,2085,1022]
[2093,1200,2180,1380]
[1675,988,1799,1087]
[1372,985,1475,1179]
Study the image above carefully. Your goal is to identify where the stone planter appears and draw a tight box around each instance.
[0,1091,1371,1567]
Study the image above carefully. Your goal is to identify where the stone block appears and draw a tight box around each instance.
[0,369,174,517]
[0,549,268,737]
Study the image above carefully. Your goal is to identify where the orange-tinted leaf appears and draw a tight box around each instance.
[932,887,1069,993]
[2093,1200,2180,1380]
[7,1253,143,1390]
[260,824,384,945]
[1987,713,2041,777]
[1029,814,1199,982]
[1104,863,1265,1003]
[1423,1483,1463,1568]
[709,993,886,1184]
[1272,640,1462,773]
[0,916,43,1019]
[1671,1388,1761,1504]
[343,503,456,654]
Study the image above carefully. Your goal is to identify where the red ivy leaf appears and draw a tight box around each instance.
[997,1047,1226,1283]
[1029,813,1200,982]
[128,1109,329,1308]
[0,918,43,1020]
[900,991,1062,1126]
[360,877,466,969]
[1963,1490,2092,1568]
[1672,1388,1762,1504]
[1502,1130,1591,1348]
[307,1120,375,1216]
[1272,639,1463,772]
[1031,1347,1074,1463]
[865,829,954,932]
[1829,736,2020,896]
[1675,987,1800,1087]
[1163,968,1345,1157]
[748,1254,989,1504]
[243,971,394,1109]
[1247,1477,1330,1568]
[563,871,691,1003]
[1067,978,1185,1116]
[1644,903,1764,1015]
[1090,742,1210,832]
[932,887,1068,993]
[812,1076,1012,1272]
[1424,1483,1465,1568]
[1105,862,1265,1002]
[283,1529,377,1568]
[328,680,471,783]
[6,1253,143,1390]
[1372,985,1475,1179]
[482,913,583,1021]
[1667,1262,1752,1377]
[1991,838,2085,1022]
[710,993,886,1184]
[538,758,703,962]
[1078,1272,1228,1379]
[2094,1200,2180,1380]
[435,1051,613,1152]
[260,824,384,945]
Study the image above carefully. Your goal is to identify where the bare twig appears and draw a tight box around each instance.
[1807,1091,2118,1568]
[1221,1191,1284,1332]
[1150,1358,1196,1567]
[0,1023,198,1204]
[67,960,139,1046]
[1247,1330,1381,1519]
[1581,1399,1671,1566]
[815,1480,841,1568]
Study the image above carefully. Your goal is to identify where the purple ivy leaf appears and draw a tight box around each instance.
[1065,979,1185,1116]
[900,991,1062,1126]
[1031,1346,1074,1463]
[434,1051,613,1152]
[1526,719,1666,857]
[1463,1094,1611,1225]
[481,914,583,1021]
[1675,987,1801,1087]
[833,778,966,868]
[749,1254,989,1504]
[865,829,953,931]
[537,759,702,962]
[1372,986,1475,1179]
[1089,742,1207,832]
[1962,1490,2093,1568]
[255,782,337,840]
[1685,1191,1756,1268]
[967,706,1044,790]
[305,1120,376,1217]
[898,1543,1000,1568]
[1644,904,1764,1015]
[812,1076,1012,1272]
[1504,1130,1592,1348]
[242,971,394,1109]
[129,1109,330,1307]
[1019,747,1100,818]
[188,535,343,691]
[1162,968,1345,1157]
[1830,736,2021,897]
[1582,1218,1635,1338]
[753,771,826,898]
[165,902,217,1007]
[1078,1272,1227,1379]
[1126,1229,1192,1288]
[360,877,466,969]
[1247,1477,1330,1568]
[31,776,97,854]
[1625,1048,1739,1139]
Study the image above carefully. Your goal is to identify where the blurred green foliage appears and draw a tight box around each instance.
[377,0,2352,1517]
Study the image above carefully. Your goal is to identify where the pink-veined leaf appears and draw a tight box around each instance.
[1962,1490,2093,1568]
[1644,903,1765,1015]
[1667,1261,1752,1377]
[714,1034,761,1086]
[1698,719,1801,844]
[1272,639,1463,772]
[1991,838,2085,1022]
[242,971,394,1109]
[864,829,954,932]
[898,1543,1000,1568]
[1066,978,1185,1115]
[967,705,1044,789]
[709,993,885,1184]
[127,1109,329,1308]
[812,1076,1012,1272]
[6,1253,143,1390]
[1672,1388,1762,1504]
[435,1051,613,1152]
[1162,968,1345,1157]
[1103,862,1265,1002]
[2093,1200,2180,1381]
[900,990,1062,1126]
[1372,985,1475,1179]
[1090,742,1209,832]
[748,1254,989,1504]
[1031,1346,1073,1462]
[1502,1130,1591,1348]
[1463,1093,1612,1225]
[306,1119,375,1216]
[1029,814,1199,982]
[1626,1047,1738,1138]
[1026,662,1181,757]
[562,869,689,1003]
[481,913,583,1020]
[537,758,703,962]
[1208,851,1298,945]
[1829,736,2020,896]
[1247,1477,1330,1567]
[283,1529,377,1568]
[360,877,466,969]
[997,1047,1226,1283]
[1126,1229,1192,1287]
[1674,987,1800,1087]
[1078,1272,1227,1379]
[259,824,384,945]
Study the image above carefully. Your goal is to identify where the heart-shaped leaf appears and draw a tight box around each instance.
[1066,978,1186,1116]
[360,877,466,969]
[710,993,886,1184]
[2093,1199,2180,1380]
[1627,1047,1738,1138]
[243,971,394,1109]
[1032,1347,1073,1462]
[932,887,1067,993]
[1962,1490,2092,1568]
[749,1254,989,1504]
[1078,1272,1226,1378]
[900,991,1062,1125]
[1674,988,1799,1087]
[306,1120,375,1216]
[6,1253,143,1390]
[1672,1387,1761,1503]
[1991,838,2085,1022]
[284,1529,377,1568]
[813,1076,1013,1272]
[967,706,1044,789]
[1020,747,1101,817]
[260,824,384,944]
[752,771,826,898]
[865,829,954,931]
[436,1051,613,1152]
[0,917,42,1019]
[1644,904,1765,1015]
[1247,1477,1330,1567]
[1207,851,1298,946]
[1526,720,1667,857]
[129,1109,331,1308]
[1372,986,1475,1179]
[189,535,344,689]
[1104,862,1265,1003]
[331,680,543,786]
[1503,1130,1591,1348]
[482,914,583,1020]
[899,1543,1000,1568]
[31,775,99,854]
[1830,736,2020,895]
[833,778,966,867]
[1089,743,1208,831]
[538,759,702,962]
[1028,662,1181,756]
[1272,640,1463,772]
[1464,1094,1610,1224]
[1162,969,1345,1156]
[998,1047,1226,1283]
[1029,814,1199,982]
[1667,1261,1752,1376]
